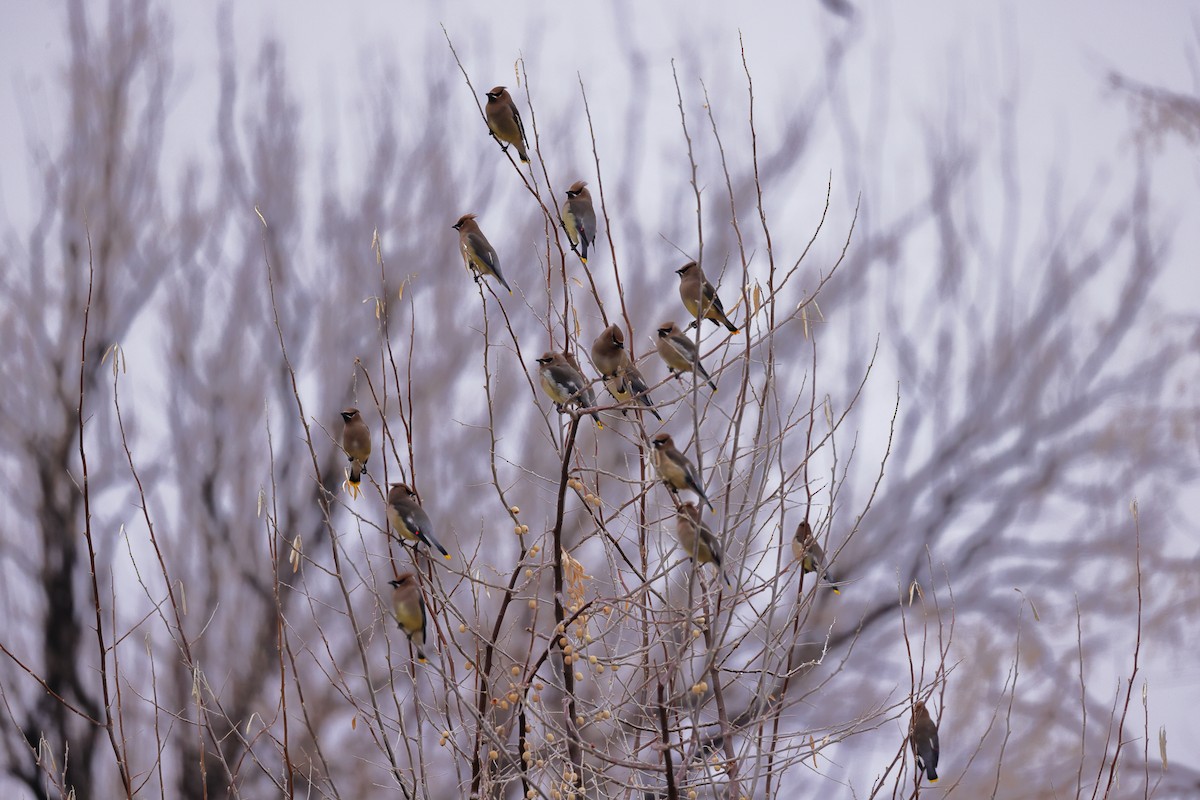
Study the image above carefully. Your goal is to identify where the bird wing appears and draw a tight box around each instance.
[465,231,498,271]
[702,281,726,315]
[509,100,527,144]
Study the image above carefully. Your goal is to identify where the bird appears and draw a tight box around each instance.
[536,351,603,428]
[650,433,712,510]
[340,408,371,491]
[453,214,512,294]
[675,261,738,333]
[388,572,428,663]
[386,483,451,560]
[561,180,597,263]
[674,502,730,586]
[591,325,662,421]
[791,520,840,594]
[655,321,717,391]
[910,701,940,783]
[484,86,529,163]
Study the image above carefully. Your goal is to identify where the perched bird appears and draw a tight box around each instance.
[590,324,627,379]
[650,433,713,510]
[674,502,730,586]
[561,180,597,263]
[536,351,603,428]
[388,572,428,662]
[386,483,451,560]
[484,86,528,163]
[592,325,662,421]
[910,701,940,783]
[340,407,371,488]
[676,261,738,333]
[453,214,511,294]
[655,321,717,391]
[791,520,841,594]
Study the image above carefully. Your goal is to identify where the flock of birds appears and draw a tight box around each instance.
[335,84,939,784]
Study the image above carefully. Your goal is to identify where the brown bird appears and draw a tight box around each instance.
[676,261,738,333]
[389,572,428,663]
[655,321,717,391]
[675,502,730,586]
[791,520,840,594]
[561,180,597,263]
[386,483,451,560]
[536,351,603,428]
[650,433,712,510]
[591,325,662,421]
[340,407,371,487]
[453,213,511,294]
[910,701,940,783]
[484,86,528,163]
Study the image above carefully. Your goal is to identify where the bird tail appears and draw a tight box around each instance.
[926,767,938,782]
[349,462,362,484]
[827,571,841,594]
[496,270,513,294]
[580,236,588,264]
[422,531,452,560]
[591,411,604,430]
[721,315,739,334]
[516,142,530,163]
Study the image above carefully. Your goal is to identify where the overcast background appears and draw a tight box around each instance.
[1,1,1198,797]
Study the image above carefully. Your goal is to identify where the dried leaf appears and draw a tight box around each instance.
[1159,726,1168,769]
[352,715,358,731]
[753,284,763,316]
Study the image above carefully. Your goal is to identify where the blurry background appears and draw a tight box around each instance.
[1,1,1198,797]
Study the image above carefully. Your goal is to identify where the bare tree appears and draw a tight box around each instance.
[1,3,1196,799]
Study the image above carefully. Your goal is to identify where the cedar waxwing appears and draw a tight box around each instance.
[484,86,529,163]
[655,321,717,391]
[387,483,451,560]
[791,520,841,594]
[910,701,940,783]
[561,180,597,263]
[675,502,730,586]
[650,433,713,510]
[388,572,428,663]
[591,325,662,421]
[453,214,512,294]
[675,261,738,333]
[340,408,371,486]
[536,351,603,428]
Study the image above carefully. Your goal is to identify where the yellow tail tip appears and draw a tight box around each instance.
[928,778,938,784]
[418,656,428,663]
[832,587,841,595]
[581,257,588,265]
[443,554,452,560]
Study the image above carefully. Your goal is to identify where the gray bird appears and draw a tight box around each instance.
[561,180,597,263]
[389,572,428,663]
[676,261,738,333]
[910,701,940,783]
[791,520,840,594]
[655,321,717,391]
[484,86,529,163]
[675,502,730,586]
[340,407,371,486]
[387,483,451,560]
[536,351,603,428]
[453,213,511,294]
[650,433,712,510]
